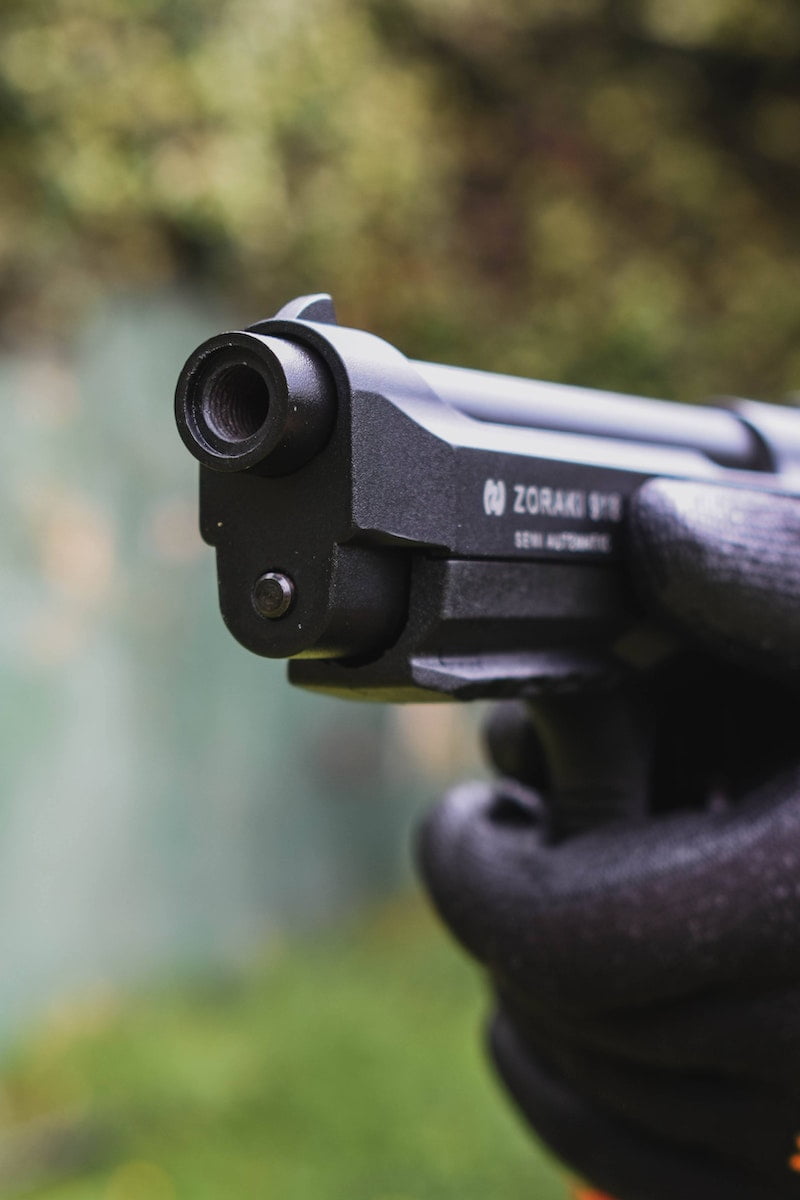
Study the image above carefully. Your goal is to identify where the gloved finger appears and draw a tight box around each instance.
[631,480,800,679]
[485,672,799,828]
[417,767,800,1013]
[494,995,795,1184]
[489,1013,791,1200]
[502,976,800,1092]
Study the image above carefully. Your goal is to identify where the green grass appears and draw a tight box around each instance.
[0,898,570,1199]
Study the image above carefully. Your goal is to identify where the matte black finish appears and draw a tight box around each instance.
[415,363,762,468]
[175,330,336,474]
[175,294,800,703]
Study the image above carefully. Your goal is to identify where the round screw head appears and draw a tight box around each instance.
[252,572,295,619]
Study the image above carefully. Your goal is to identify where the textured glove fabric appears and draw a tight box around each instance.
[418,481,800,1200]
[631,479,800,677]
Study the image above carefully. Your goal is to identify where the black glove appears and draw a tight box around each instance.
[418,479,800,1200]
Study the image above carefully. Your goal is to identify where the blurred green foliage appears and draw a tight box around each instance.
[0,900,567,1199]
[1,0,800,400]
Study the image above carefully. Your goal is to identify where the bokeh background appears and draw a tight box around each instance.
[1,1,800,1196]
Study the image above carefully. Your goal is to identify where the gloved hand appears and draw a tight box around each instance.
[418,479,800,1200]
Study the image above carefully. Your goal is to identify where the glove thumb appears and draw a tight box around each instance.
[631,479,800,678]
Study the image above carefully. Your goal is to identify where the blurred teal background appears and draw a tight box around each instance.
[1,0,799,1195]
[2,291,464,1023]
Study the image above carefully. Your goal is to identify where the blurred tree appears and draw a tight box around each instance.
[1,0,799,399]
[366,0,800,395]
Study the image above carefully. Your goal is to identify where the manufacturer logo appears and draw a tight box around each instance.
[483,478,506,516]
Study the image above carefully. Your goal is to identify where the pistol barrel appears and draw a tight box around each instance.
[177,323,775,478]
[415,363,762,470]
[175,331,336,474]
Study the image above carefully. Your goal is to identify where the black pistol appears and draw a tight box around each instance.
[175,294,800,831]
